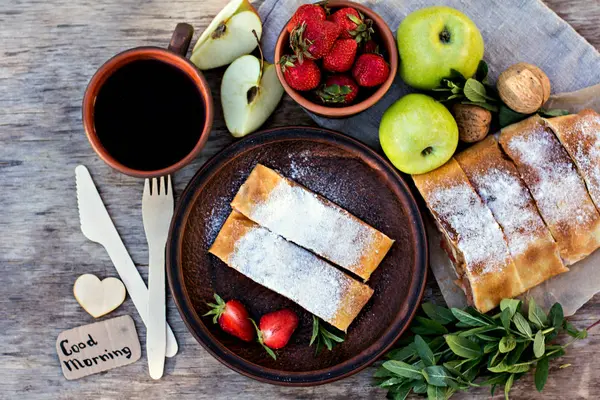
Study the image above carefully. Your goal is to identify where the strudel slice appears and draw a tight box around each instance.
[455,137,568,291]
[230,164,394,281]
[499,115,600,265]
[209,210,374,332]
[413,159,524,313]
[545,109,600,211]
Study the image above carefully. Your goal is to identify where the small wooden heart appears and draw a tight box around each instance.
[74,274,126,318]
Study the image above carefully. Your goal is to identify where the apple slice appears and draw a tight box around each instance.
[190,0,262,70]
[221,54,283,137]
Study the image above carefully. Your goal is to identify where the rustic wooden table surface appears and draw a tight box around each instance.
[1,0,599,398]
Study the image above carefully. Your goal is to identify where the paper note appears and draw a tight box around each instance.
[56,315,141,380]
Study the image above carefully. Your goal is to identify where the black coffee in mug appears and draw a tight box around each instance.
[93,59,205,171]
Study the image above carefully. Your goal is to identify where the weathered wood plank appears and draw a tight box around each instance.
[0,0,598,398]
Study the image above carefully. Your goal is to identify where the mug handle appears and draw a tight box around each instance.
[168,23,194,57]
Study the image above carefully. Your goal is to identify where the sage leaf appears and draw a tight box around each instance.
[374,366,395,378]
[528,298,548,328]
[500,299,521,317]
[445,335,482,359]
[427,336,447,352]
[535,357,549,392]
[458,325,501,338]
[504,373,515,400]
[449,68,467,82]
[422,303,456,325]
[391,383,412,400]
[548,303,564,329]
[479,373,509,387]
[539,108,570,117]
[499,105,528,128]
[461,358,482,381]
[475,60,489,82]
[484,342,498,354]
[460,100,498,112]
[506,363,530,373]
[427,384,446,400]
[500,308,512,331]
[412,316,449,335]
[505,342,528,365]
[488,361,509,373]
[464,78,491,103]
[378,377,405,388]
[499,336,517,353]
[386,344,417,362]
[490,350,505,370]
[423,366,451,387]
[382,360,423,380]
[310,316,319,345]
[415,335,435,367]
[476,333,500,342]
[513,312,533,337]
[412,380,428,393]
[533,331,545,358]
[565,321,588,339]
[450,309,489,327]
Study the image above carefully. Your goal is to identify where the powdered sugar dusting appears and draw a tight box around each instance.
[475,168,545,256]
[567,114,600,208]
[228,224,347,321]
[248,179,376,270]
[428,183,511,277]
[507,128,597,227]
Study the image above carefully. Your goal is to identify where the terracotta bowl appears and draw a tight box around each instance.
[274,1,398,118]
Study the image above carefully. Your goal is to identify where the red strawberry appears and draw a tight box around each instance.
[362,39,379,54]
[291,20,341,61]
[279,55,321,91]
[204,294,254,342]
[286,4,326,33]
[252,309,299,359]
[323,39,358,72]
[352,53,390,87]
[328,7,373,43]
[316,75,359,105]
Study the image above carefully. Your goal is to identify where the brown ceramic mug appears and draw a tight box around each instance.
[82,23,213,178]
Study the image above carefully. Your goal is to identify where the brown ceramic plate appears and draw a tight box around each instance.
[166,127,427,386]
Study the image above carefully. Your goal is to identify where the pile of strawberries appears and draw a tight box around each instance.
[280,4,391,106]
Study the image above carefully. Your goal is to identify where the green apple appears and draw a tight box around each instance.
[397,6,484,89]
[190,0,262,70]
[221,55,284,137]
[379,94,458,174]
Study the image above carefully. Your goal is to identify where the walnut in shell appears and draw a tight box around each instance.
[497,63,551,114]
[452,104,492,143]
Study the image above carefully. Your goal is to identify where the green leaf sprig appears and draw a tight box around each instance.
[374,299,593,400]
[432,61,499,112]
[431,61,569,127]
[310,315,345,355]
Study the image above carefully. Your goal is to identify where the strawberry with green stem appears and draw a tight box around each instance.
[316,75,359,105]
[279,54,321,91]
[329,7,374,43]
[203,294,255,342]
[290,20,341,61]
[252,309,299,360]
[286,3,327,33]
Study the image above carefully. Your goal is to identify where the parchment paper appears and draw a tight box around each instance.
[429,85,600,316]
